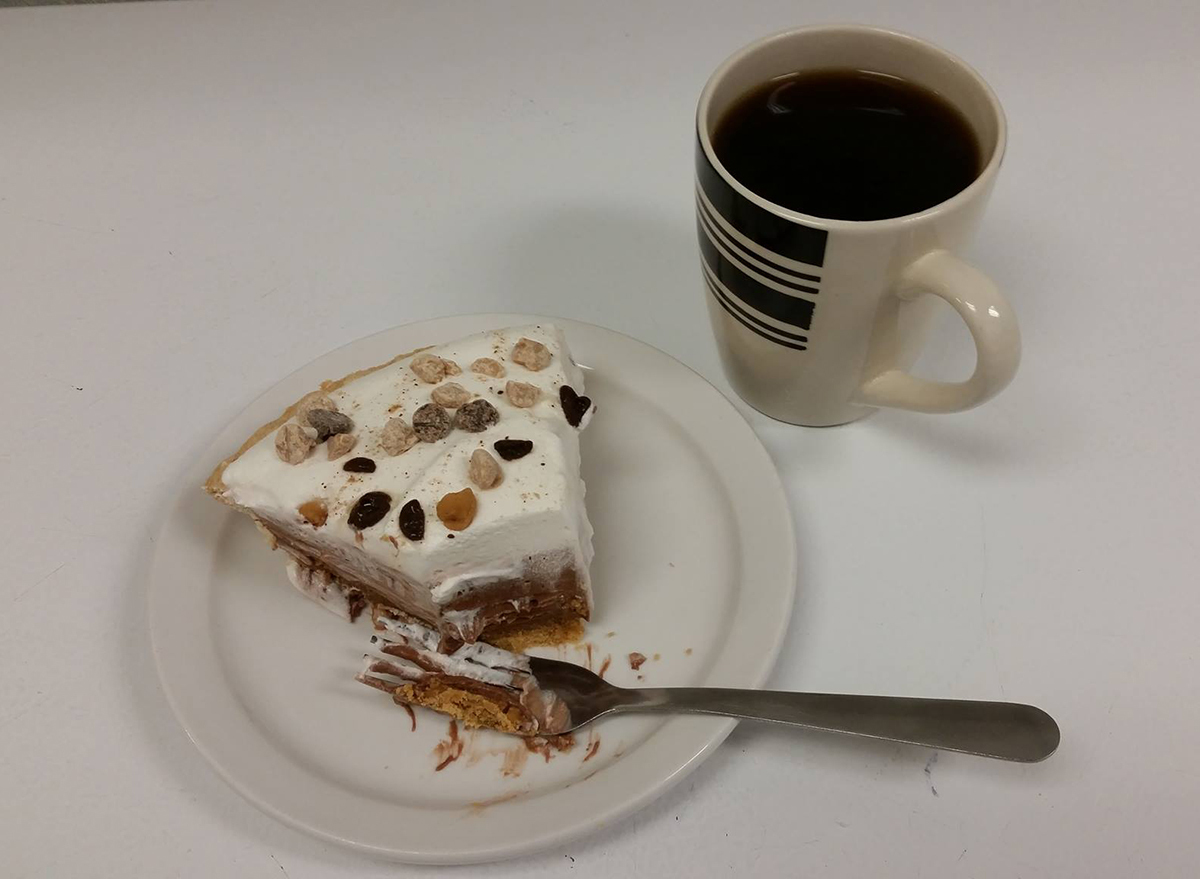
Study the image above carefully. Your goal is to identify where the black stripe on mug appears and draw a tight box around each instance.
[696,137,828,268]
[698,223,816,331]
[696,199,820,295]
[703,271,808,351]
[695,191,821,286]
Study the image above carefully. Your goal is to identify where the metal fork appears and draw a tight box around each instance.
[526,657,1060,762]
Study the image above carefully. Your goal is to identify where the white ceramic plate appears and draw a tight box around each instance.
[149,314,796,864]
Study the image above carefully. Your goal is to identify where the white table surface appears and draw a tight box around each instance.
[3,1,1199,876]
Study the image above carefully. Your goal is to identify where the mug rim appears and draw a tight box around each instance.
[696,24,1008,233]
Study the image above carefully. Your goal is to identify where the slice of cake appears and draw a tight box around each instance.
[205,324,595,649]
[356,606,570,735]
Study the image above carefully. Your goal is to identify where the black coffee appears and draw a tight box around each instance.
[712,69,981,221]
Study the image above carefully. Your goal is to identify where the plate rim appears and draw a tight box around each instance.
[148,314,797,863]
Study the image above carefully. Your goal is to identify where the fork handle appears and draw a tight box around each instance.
[626,689,1059,762]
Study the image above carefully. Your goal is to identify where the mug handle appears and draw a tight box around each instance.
[854,250,1021,413]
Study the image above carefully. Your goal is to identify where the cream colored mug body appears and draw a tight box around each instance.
[696,26,1020,426]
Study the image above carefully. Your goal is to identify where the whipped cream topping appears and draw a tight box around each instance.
[220,324,594,614]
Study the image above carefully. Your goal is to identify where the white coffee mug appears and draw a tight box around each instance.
[696,25,1020,426]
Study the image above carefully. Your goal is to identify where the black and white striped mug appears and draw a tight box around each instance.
[696,26,1020,426]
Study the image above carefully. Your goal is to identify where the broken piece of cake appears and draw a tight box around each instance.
[357,606,570,735]
[205,324,595,650]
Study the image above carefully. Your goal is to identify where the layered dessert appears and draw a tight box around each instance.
[356,606,570,735]
[206,324,594,651]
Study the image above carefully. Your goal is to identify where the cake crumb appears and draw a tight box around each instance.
[684,648,693,656]
[652,653,661,662]
[524,733,575,762]
[629,652,647,671]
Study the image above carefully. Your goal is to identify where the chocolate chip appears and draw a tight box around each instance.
[398,499,425,541]
[306,408,354,441]
[494,439,533,460]
[342,456,376,473]
[453,399,499,433]
[559,385,592,427]
[412,403,453,442]
[348,491,391,530]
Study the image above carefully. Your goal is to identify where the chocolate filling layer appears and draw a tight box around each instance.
[263,518,588,650]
